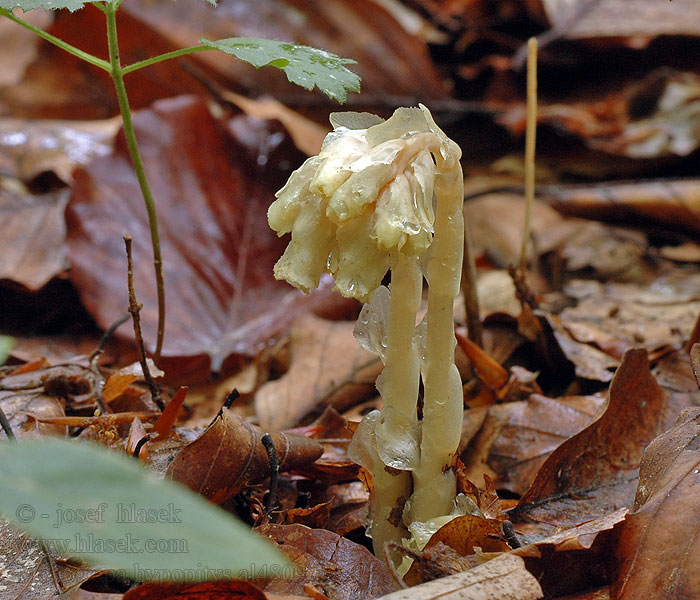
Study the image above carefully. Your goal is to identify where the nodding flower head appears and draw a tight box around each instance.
[268,105,461,302]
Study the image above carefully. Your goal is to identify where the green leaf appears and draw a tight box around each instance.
[0,0,93,11]
[0,439,293,581]
[200,37,360,103]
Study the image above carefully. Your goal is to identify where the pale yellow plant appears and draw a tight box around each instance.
[268,105,464,562]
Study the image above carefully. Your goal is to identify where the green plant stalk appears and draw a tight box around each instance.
[105,2,165,362]
[121,45,210,75]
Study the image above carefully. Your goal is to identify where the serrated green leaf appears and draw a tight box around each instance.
[200,37,360,103]
[0,0,92,11]
[0,439,293,581]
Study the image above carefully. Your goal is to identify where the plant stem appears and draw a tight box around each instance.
[370,252,422,559]
[411,166,465,523]
[518,37,538,273]
[121,45,210,75]
[0,7,110,72]
[106,3,165,361]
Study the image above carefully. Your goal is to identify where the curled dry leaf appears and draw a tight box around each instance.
[67,96,345,367]
[404,515,510,586]
[255,314,381,430]
[166,408,323,505]
[514,508,627,598]
[509,349,682,539]
[256,523,397,600]
[612,406,700,599]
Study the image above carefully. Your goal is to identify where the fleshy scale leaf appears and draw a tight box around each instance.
[0,439,292,580]
[200,37,360,103]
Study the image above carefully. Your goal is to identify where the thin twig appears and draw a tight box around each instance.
[261,433,279,522]
[518,37,538,274]
[89,311,130,363]
[124,236,165,411]
[40,541,64,594]
[461,224,483,347]
[0,404,15,440]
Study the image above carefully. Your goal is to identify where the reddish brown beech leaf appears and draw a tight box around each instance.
[460,394,604,495]
[515,508,627,598]
[255,315,381,430]
[67,96,344,367]
[404,515,510,586]
[123,580,268,599]
[612,406,700,599]
[256,524,397,599]
[509,349,680,539]
[167,408,323,504]
[0,189,70,290]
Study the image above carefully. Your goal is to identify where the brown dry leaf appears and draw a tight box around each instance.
[166,408,323,504]
[123,580,268,599]
[460,394,604,495]
[611,406,700,598]
[285,499,333,529]
[537,0,700,39]
[536,221,648,282]
[0,362,100,438]
[404,515,510,586]
[292,407,361,483]
[543,178,700,236]
[256,523,397,599]
[66,96,346,367]
[563,277,700,350]
[509,349,682,539]
[465,195,563,268]
[0,519,100,599]
[514,508,627,598]
[222,92,329,157]
[0,9,51,89]
[538,276,700,384]
[382,553,542,600]
[255,314,381,430]
[0,188,69,290]
[0,118,118,183]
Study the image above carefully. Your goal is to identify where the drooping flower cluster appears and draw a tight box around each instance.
[268,106,459,301]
